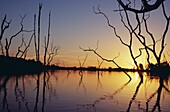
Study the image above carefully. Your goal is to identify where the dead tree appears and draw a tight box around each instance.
[34,3,42,61]
[16,33,33,59]
[37,4,42,61]
[117,0,165,13]
[116,0,170,66]
[47,42,60,66]
[0,15,11,55]
[44,11,51,65]
[4,14,33,57]
[83,0,169,72]
[78,53,88,69]
[34,15,38,61]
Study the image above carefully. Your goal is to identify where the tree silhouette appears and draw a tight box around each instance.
[82,0,169,72]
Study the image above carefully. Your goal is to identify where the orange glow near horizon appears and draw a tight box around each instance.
[1,0,170,68]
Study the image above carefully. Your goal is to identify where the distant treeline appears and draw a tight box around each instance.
[1,55,170,76]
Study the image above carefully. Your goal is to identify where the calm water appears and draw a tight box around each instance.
[0,70,170,112]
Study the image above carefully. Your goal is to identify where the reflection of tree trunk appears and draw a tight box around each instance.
[127,74,143,112]
[152,78,163,112]
[96,71,102,90]
[0,76,11,111]
[2,77,10,111]
[42,71,46,112]
[77,71,86,94]
[34,74,40,112]
[2,85,9,111]
[14,76,21,111]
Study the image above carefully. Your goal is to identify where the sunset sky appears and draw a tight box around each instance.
[0,0,170,68]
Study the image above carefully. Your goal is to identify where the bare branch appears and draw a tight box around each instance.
[20,33,33,58]
[80,46,132,80]
[44,11,51,65]
[159,2,170,61]
[97,58,104,68]
[117,0,165,13]
[78,53,88,68]
[0,15,11,40]
[16,33,33,58]
[5,14,33,56]
[16,35,25,57]
[93,6,129,47]
[47,42,60,65]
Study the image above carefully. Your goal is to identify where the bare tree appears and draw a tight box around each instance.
[82,0,169,73]
[44,11,51,66]
[16,33,33,59]
[117,0,170,67]
[34,3,42,61]
[78,53,88,69]
[37,4,42,61]
[47,42,60,66]
[4,14,33,57]
[117,0,164,13]
[0,15,11,55]
[33,15,38,61]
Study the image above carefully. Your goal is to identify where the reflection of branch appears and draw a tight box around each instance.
[77,71,87,95]
[77,53,88,94]
[146,77,169,111]
[34,74,40,112]
[96,58,103,89]
[2,85,9,112]
[0,76,11,112]
[14,76,29,112]
[146,90,157,111]
[46,72,56,102]
[96,71,103,90]
[127,75,143,112]
[77,79,131,111]
[152,78,163,112]
[42,71,47,112]
[62,70,71,83]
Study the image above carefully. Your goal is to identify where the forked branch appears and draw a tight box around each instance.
[5,14,33,56]
[117,0,165,13]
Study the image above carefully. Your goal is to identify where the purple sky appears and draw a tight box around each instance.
[0,0,170,68]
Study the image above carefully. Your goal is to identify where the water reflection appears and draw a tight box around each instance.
[0,70,170,112]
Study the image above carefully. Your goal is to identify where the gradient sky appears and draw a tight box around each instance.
[0,0,170,68]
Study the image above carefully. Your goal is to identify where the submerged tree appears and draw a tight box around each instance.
[34,3,42,62]
[82,0,169,71]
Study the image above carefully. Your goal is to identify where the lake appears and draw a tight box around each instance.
[0,70,170,112]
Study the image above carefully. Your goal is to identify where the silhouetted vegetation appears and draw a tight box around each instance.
[0,55,44,75]
[81,0,170,79]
